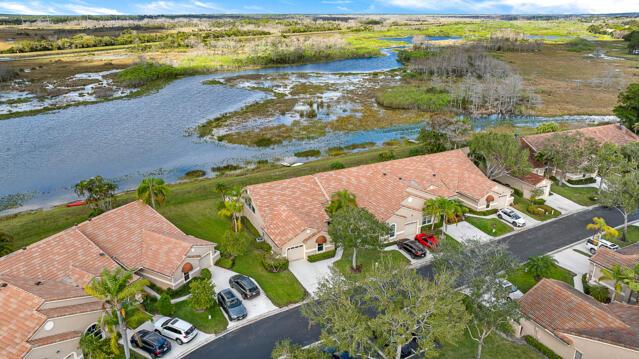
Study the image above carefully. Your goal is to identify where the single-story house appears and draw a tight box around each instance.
[243,149,513,261]
[496,172,552,200]
[516,279,639,359]
[0,201,219,359]
[520,124,639,181]
[589,243,639,304]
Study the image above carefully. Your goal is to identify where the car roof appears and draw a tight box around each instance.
[233,275,256,286]
[168,318,192,331]
[220,288,237,299]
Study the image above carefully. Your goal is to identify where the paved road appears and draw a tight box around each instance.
[187,207,638,359]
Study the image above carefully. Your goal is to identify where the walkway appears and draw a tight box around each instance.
[288,248,343,295]
[545,192,586,214]
[444,221,492,243]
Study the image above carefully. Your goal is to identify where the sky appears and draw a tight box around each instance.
[1,0,638,16]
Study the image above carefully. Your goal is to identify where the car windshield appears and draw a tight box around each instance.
[185,326,195,335]
[509,284,519,293]
[511,213,521,219]
[147,333,165,345]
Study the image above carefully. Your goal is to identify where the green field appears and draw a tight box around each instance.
[507,263,575,293]
[436,331,543,359]
[465,216,514,237]
[550,183,598,207]
[174,300,228,334]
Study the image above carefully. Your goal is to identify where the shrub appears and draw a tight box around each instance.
[588,195,599,202]
[190,278,214,311]
[535,122,559,134]
[294,149,321,158]
[261,252,289,273]
[330,162,345,170]
[589,285,611,303]
[182,169,206,179]
[327,146,345,156]
[199,268,212,282]
[513,188,523,197]
[466,208,498,216]
[375,86,451,111]
[157,294,175,316]
[142,296,157,313]
[523,335,562,359]
[307,249,337,263]
[378,151,395,161]
[533,198,546,205]
[408,147,427,156]
[116,62,189,87]
[567,177,596,185]
[582,274,591,295]
[255,241,272,252]
[566,38,595,52]
[216,257,234,269]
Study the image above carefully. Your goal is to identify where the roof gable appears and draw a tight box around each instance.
[0,283,46,359]
[522,124,639,153]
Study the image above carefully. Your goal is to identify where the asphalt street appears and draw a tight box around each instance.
[187,206,639,359]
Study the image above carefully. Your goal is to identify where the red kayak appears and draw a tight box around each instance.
[66,200,86,207]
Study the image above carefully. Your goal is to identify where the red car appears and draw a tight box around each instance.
[415,233,438,249]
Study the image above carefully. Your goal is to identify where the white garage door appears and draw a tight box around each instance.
[286,244,305,261]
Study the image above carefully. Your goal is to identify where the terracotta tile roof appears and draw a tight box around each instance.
[590,244,639,270]
[28,330,82,348]
[520,279,639,350]
[522,124,639,153]
[0,283,46,359]
[517,172,547,186]
[37,300,103,318]
[247,149,505,247]
[77,201,214,276]
[0,274,87,302]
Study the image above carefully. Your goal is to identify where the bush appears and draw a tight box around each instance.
[142,296,157,313]
[327,146,345,156]
[532,198,546,205]
[375,86,451,111]
[190,278,214,311]
[261,252,289,273]
[588,195,599,202]
[408,147,427,156]
[255,241,272,252]
[216,257,234,269]
[466,208,498,216]
[513,188,523,197]
[307,249,337,263]
[294,149,321,158]
[567,177,596,185]
[523,335,562,359]
[157,294,175,316]
[535,122,559,134]
[200,268,212,282]
[116,62,189,87]
[182,169,206,179]
[589,285,611,303]
[330,162,345,170]
[582,274,591,295]
[378,151,395,161]
[566,38,595,52]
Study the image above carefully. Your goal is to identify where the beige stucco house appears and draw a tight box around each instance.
[516,279,639,359]
[496,172,552,200]
[244,149,513,261]
[588,243,639,304]
[0,201,219,359]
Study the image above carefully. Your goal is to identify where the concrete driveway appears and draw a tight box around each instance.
[546,192,586,213]
[551,242,591,275]
[129,316,214,359]
[212,266,277,328]
[289,248,343,295]
[506,207,540,228]
[445,221,492,243]
[384,244,433,265]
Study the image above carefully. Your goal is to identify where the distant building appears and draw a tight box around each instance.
[589,243,639,303]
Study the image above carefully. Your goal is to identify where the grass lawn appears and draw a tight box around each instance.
[464,216,513,237]
[436,331,543,359]
[507,263,575,293]
[512,196,561,222]
[174,300,228,334]
[126,306,152,330]
[609,225,639,248]
[334,247,408,278]
[550,183,598,207]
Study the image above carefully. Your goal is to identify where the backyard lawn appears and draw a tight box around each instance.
[507,263,575,293]
[465,216,513,237]
[550,183,598,206]
[436,331,543,359]
[174,300,228,334]
[334,247,408,278]
[609,225,639,248]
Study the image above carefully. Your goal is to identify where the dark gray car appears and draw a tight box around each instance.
[229,274,260,299]
[217,288,247,321]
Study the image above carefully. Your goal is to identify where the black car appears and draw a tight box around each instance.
[398,240,427,258]
[217,288,248,321]
[229,274,261,299]
[130,329,171,358]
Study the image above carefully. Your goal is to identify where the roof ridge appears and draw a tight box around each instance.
[312,175,330,202]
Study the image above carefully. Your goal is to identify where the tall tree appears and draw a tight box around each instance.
[301,259,468,359]
[600,171,639,239]
[0,232,12,256]
[469,132,531,179]
[84,268,149,359]
[218,231,250,262]
[189,278,214,312]
[593,143,627,192]
[613,84,639,133]
[538,132,598,185]
[417,128,450,154]
[586,217,620,241]
[79,332,112,359]
[217,186,244,232]
[525,255,557,281]
[136,177,169,208]
[599,264,627,302]
[271,340,326,359]
[328,206,389,271]
[621,142,639,167]
[74,176,118,214]
[325,189,357,216]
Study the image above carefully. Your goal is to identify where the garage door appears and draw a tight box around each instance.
[286,244,305,261]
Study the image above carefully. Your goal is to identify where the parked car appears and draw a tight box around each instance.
[586,237,620,254]
[414,233,438,250]
[153,316,198,345]
[499,279,524,301]
[323,347,356,359]
[229,274,261,299]
[398,239,427,259]
[130,329,171,358]
[217,288,248,321]
[497,208,526,227]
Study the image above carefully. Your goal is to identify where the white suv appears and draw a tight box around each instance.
[497,208,526,227]
[586,237,620,255]
[153,317,198,345]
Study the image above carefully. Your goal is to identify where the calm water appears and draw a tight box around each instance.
[0,45,616,214]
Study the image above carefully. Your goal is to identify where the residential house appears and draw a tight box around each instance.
[589,243,639,304]
[517,279,639,359]
[243,149,513,261]
[495,172,552,200]
[0,201,219,359]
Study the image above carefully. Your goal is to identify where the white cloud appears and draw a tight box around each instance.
[376,0,639,14]
[337,6,350,11]
[0,1,58,15]
[135,0,233,14]
[62,4,122,15]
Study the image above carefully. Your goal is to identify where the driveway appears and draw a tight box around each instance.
[507,207,541,228]
[546,192,585,213]
[445,221,492,243]
[384,244,433,265]
[212,266,277,327]
[289,248,343,295]
[551,242,591,275]
[129,316,214,359]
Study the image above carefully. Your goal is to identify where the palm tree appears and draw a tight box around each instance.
[599,264,627,302]
[0,232,12,256]
[137,177,169,208]
[621,264,639,304]
[423,197,467,237]
[80,332,110,359]
[586,217,620,241]
[84,268,149,359]
[423,198,444,231]
[525,255,557,281]
[325,189,357,216]
[218,186,244,232]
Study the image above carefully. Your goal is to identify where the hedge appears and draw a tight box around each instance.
[567,177,597,185]
[524,335,562,359]
[581,274,611,303]
[466,208,498,216]
[216,257,234,269]
[255,241,272,252]
[307,249,337,262]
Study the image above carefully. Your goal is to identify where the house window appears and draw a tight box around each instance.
[317,243,324,252]
[486,202,490,209]
[574,350,582,359]
[389,223,397,239]
[85,323,103,339]
[184,270,191,282]
[244,197,255,213]
[421,216,433,226]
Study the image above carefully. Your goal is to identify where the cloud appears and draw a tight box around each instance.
[0,1,58,15]
[375,0,639,14]
[63,4,122,15]
[0,1,120,15]
[337,6,350,11]
[135,0,233,14]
